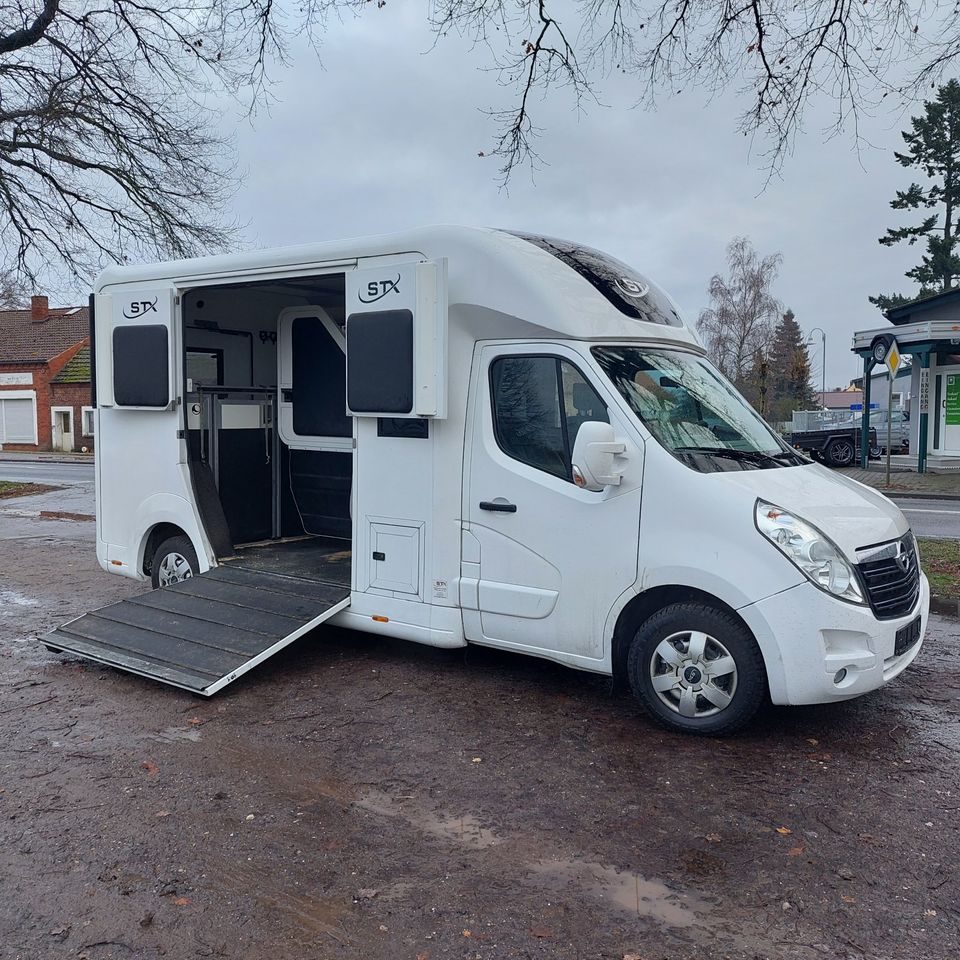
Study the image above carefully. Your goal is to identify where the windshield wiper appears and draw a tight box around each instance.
[768,449,806,464]
[673,446,786,466]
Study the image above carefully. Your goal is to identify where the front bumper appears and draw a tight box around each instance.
[738,573,930,706]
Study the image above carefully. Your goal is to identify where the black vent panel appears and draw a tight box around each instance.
[857,537,921,621]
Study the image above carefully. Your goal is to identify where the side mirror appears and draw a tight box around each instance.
[571,421,626,491]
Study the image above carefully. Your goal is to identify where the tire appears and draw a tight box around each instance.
[824,437,855,467]
[869,444,882,460]
[627,602,767,736]
[151,535,199,589]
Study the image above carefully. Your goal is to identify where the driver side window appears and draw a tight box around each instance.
[490,355,608,482]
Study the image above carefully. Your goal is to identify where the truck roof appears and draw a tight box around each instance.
[96,225,703,347]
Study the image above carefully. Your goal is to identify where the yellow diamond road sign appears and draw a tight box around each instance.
[885,339,901,379]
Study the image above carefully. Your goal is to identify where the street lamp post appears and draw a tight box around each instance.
[806,327,827,407]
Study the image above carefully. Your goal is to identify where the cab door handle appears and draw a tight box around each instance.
[479,500,517,513]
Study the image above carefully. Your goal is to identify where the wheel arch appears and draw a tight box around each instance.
[611,585,758,691]
[140,522,192,577]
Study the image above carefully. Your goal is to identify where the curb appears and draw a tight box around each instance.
[0,455,94,465]
[883,491,960,503]
[0,508,94,521]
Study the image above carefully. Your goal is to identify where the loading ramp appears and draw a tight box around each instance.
[42,542,351,695]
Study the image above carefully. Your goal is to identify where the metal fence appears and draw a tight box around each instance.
[789,409,857,433]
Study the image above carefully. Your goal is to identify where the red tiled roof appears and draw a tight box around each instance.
[818,390,863,409]
[0,305,89,363]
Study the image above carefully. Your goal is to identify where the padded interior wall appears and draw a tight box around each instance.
[217,430,273,545]
[291,317,351,437]
[288,450,351,540]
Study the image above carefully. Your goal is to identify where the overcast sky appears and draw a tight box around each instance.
[219,4,926,391]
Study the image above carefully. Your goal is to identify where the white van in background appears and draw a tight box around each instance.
[44,227,929,735]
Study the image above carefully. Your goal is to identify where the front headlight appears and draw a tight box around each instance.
[755,500,866,604]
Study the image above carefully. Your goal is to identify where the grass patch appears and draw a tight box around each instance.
[0,481,57,500]
[918,538,960,600]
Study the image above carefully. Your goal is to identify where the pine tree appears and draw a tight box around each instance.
[766,310,817,422]
[870,79,960,311]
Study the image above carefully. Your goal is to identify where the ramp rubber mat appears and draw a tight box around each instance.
[42,563,350,695]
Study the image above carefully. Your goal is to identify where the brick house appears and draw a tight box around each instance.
[0,296,92,453]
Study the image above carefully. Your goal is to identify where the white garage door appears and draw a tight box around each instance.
[0,393,37,443]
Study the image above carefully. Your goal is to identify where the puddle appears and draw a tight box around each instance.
[529,859,705,927]
[356,790,501,849]
[150,725,203,743]
[0,589,38,608]
[214,861,351,944]
[355,789,706,927]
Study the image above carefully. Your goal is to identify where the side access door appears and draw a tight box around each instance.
[94,286,183,556]
[462,343,643,665]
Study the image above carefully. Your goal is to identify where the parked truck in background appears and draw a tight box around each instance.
[788,410,878,468]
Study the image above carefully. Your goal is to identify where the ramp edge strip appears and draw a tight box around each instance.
[203,596,351,695]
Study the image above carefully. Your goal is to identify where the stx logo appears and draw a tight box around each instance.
[122,297,159,319]
[358,275,401,304]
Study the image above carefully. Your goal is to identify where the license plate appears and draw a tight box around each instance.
[894,616,922,656]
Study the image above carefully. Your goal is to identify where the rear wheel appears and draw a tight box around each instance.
[151,535,198,589]
[627,602,767,736]
[824,437,855,467]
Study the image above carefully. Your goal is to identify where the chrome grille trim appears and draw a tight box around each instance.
[855,534,920,621]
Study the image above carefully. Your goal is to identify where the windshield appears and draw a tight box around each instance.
[592,346,805,471]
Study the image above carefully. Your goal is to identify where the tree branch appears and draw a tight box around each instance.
[0,0,60,55]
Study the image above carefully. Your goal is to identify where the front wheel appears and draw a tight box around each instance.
[627,602,767,736]
[151,535,198,589]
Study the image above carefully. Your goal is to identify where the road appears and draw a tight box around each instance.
[892,496,960,540]
[0,458,94,485]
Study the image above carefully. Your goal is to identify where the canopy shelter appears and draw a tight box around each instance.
[852,289,960,473]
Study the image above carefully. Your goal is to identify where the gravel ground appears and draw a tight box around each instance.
[1,521,959,960]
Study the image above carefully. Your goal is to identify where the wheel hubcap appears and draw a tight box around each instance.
[649,630,738,719]
[157,552,193,586]
[835,442,854,463]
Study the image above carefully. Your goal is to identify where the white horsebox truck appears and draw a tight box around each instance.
[43,226,929,735]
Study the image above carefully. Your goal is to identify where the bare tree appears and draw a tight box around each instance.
[697,237,782,386]
[433,1,960,181]
[4,1,960,282]
[0,0,334,283]
[0,264,29,306]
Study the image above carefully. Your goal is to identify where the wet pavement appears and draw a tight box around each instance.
[1,523,959,959]
[0,482,94,523]
[894,498,960,540]
[0,459,95,486]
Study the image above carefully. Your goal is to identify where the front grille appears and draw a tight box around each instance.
[857,537,921,620]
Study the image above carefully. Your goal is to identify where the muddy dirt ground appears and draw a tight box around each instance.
[1,518,959,960]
